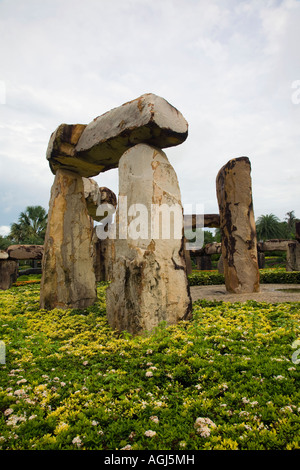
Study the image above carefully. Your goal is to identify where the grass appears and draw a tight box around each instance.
[0,280,300,450]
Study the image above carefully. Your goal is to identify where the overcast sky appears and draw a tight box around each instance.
[0,0,299,236]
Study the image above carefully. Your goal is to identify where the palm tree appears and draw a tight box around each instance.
[9,222,25,244]
[284,210,298,238]
[255,214,284,241]
[9,206,48,244]
[0,235,10,250]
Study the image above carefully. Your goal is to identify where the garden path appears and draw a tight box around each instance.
[190,284,300,303]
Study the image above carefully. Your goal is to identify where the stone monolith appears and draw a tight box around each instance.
[216,157,260,293]
[40,169,97,309]
[0,260,18,290]
[286,241,300,271]
[47,94,188,177]
[106,143,192,334]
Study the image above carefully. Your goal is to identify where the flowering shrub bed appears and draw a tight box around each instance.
[0,283,300,450]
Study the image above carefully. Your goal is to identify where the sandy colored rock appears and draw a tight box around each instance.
[7,244,44,260]
[83,178,117,222]
[258,240,290,252]
[46,123,99,177]
[216,157,260,293]
[40,169,97,309]
[106,143,192,334]
[0,250,9,260]
[47,94,188,177]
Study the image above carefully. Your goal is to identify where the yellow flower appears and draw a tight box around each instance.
[54,422,69,435]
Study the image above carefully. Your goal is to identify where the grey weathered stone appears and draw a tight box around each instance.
[106,143,192,334]
[47,94,188,177]
[286,241,300,271]
[184,213,220,229]
[216,157,260,293]
[93,236,115,282]
[198,255,212,270]
[190,243,221,261]
[40,169,97,309]
[257,251,265,269]
[183,240,192,275]
[217,254,224,274]
[204,242,221,255]
[0,260,18,290]
[258,240,290,252]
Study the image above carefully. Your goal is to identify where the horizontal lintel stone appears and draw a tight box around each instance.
[7,245,44,260]
[47,93,188,177]
[257,240,293,252]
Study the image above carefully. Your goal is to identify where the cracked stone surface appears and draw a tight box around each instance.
[40,169,97,309]
[46,94,188,177]
[106,143,192,334]
[216,157,260,293]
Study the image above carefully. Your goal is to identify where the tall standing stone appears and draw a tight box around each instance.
[286,241,300,271]
[106,143,192,334]
[40,169,97,309]
[0,260,18,290]
[216,157,260,293]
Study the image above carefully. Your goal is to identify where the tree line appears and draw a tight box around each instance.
[0,206,47,249]
[206,211,299,244]
[0,206,299,250]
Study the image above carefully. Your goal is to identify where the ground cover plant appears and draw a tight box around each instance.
[0,281,300,450]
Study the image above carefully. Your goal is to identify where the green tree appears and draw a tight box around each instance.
[0,235,11,250]
[255,214,284,241]
[284,210,298,239]
[204,229,215,244]
[213,228,221,243]
[9,206,48,244]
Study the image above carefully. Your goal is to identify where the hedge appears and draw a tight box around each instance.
[14,270,300,289]
[188,270,300,286]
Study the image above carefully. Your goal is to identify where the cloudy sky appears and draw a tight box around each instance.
[0,0,299,236]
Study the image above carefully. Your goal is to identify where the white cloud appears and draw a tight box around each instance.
[0,0,299,228]
[0,226,10,236]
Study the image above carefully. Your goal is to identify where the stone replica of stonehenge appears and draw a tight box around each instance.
[1,93,299,333]
[41,93,193,334]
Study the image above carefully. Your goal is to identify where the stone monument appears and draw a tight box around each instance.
[216,157,260,293]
